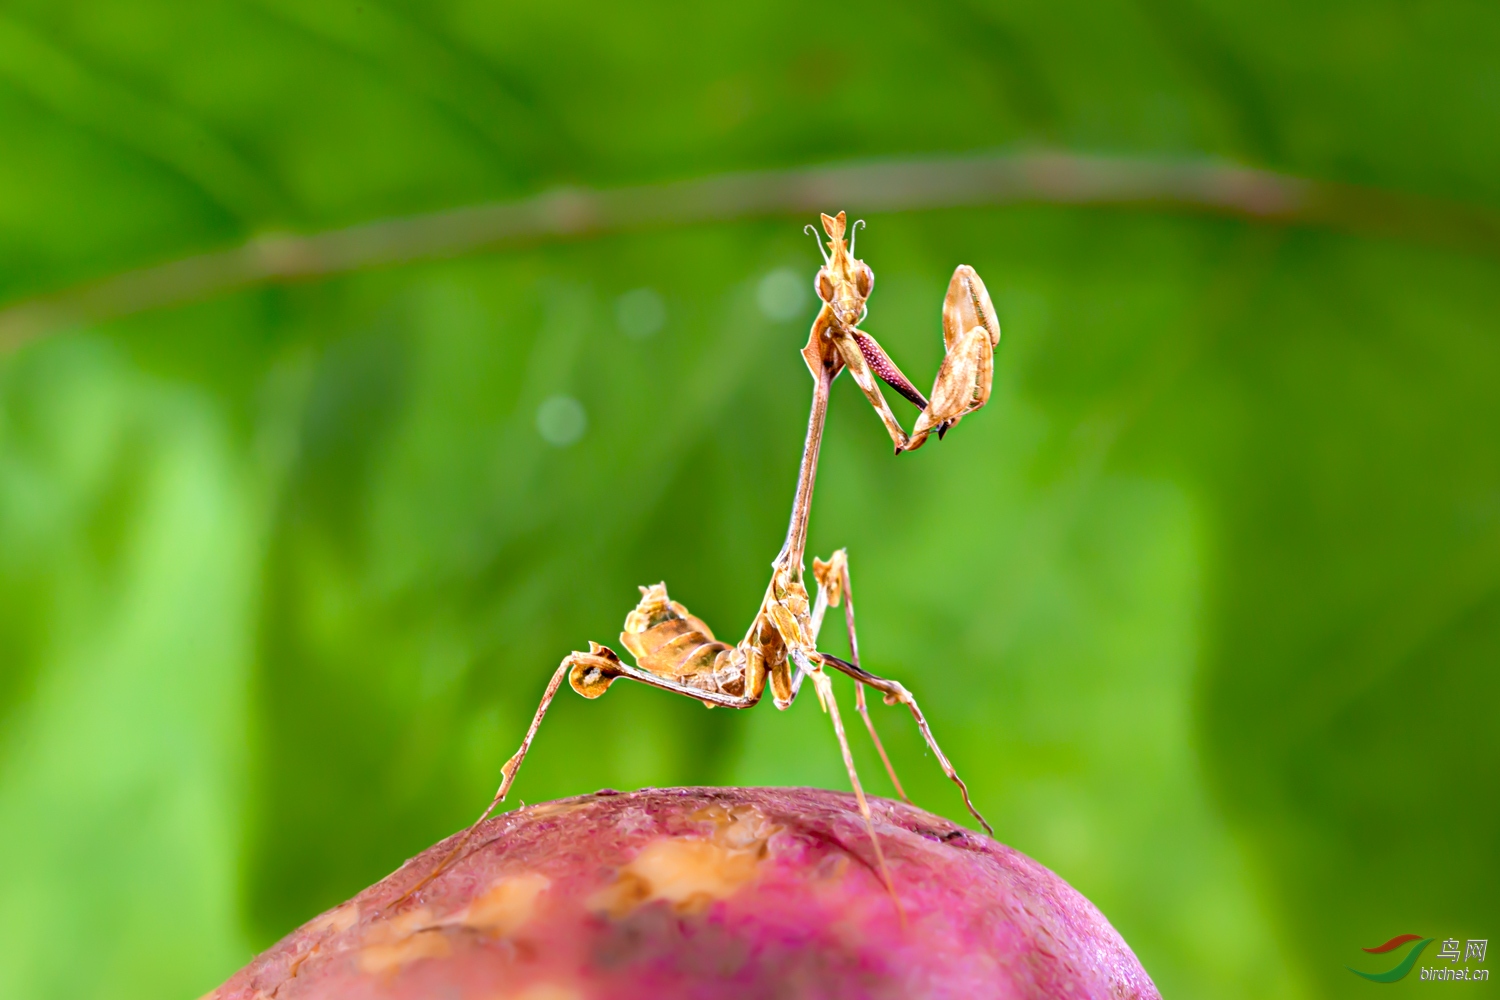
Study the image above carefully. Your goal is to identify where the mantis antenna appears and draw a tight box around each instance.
[804,223,830,264]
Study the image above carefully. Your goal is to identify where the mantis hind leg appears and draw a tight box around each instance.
[393,654,574,904]
[394,642,760,904]
[792,649,903,923]
[817,647,995,837]
[853,684,909,803]
[811,550,910,803]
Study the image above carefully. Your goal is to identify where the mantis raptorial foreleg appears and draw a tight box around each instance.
[904,265,1001,451]
[821,256,1000,455]
[832,332,921,453]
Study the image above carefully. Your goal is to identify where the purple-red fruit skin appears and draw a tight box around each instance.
[212,786,1159,1000]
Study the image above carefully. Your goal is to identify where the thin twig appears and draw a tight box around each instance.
[3,148,1496,352]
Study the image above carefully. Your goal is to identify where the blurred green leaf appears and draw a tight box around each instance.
[0,340,255,999]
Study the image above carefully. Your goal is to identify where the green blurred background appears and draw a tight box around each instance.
[0,2,1497,998]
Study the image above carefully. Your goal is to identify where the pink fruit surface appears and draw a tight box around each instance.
[212,787,1159,1000]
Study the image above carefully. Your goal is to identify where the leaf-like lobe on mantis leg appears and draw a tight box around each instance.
[941,264,1000,353]
[908,266,1002,450]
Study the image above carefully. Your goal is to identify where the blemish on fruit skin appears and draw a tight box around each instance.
[280,901,363,982]
[689,802,779,850]
[813,852,850,882]
[447,872,550,935]
[356,907,449,973]
[353,875,552,973]
[505,985,582,1000]
[589,803,780,916]
[612,805,655,837]
[523,800,592,820]
[305,901,360,935]
[357,930,451,973]
[384,906,438,937]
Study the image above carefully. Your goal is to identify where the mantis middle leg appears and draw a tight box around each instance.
[810,552,994,836]
[811,549,909,803]
[789,647,901,918]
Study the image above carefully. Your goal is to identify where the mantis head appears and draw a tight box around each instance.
[810,211,874,330]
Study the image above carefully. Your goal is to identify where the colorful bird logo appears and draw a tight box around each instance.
[1348,934,1434,982]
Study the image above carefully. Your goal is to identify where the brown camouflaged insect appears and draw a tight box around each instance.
[406,211,1002,904]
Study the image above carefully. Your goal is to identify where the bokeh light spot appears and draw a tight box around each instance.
[616,287,666,338]
[757,268,806,321]
[536,395,587,447]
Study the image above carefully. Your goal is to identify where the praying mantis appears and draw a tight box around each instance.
[408,211,1002,903]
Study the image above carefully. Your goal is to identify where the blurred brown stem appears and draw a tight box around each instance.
[3,148,1497,352]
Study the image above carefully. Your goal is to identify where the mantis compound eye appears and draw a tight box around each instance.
[855,262,874,299]
[816,268,836,303]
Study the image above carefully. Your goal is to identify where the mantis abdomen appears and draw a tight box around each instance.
[621,584,759,699]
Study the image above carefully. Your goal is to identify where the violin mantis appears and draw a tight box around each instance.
[408,211,1002,903]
